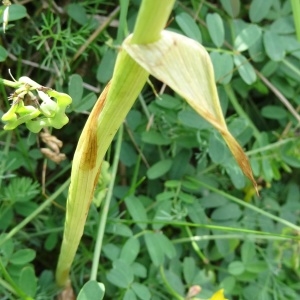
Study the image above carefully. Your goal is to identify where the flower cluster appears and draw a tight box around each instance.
[1,76,72,133]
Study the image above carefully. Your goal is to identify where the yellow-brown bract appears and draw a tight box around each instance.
[123,30,257,193]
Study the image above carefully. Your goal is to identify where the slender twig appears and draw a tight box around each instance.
[6,53,101,93]
[256,70,300,123]
[124,121,150,168]
[71,6,121,62]
[7,53,56,72]
[280,105,300,138]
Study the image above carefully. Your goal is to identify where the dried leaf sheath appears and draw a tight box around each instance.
[123,30,257,191]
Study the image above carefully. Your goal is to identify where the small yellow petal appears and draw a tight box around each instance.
[210,289,228,300]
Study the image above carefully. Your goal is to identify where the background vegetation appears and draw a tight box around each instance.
[0,0,300,299]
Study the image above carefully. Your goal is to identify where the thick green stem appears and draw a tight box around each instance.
[131,0,175,43]
[55,0,175,287]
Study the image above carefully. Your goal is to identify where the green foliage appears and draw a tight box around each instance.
[68,74,97,113]
[0,237,37,299]
[2,177,40,202]
[0,177,40,230]
[0,0,300,299]
[206,13,224,48]
[175,12,202,42]
[77,280,105,300]
[0,45,8,61]
[30,13,94,75]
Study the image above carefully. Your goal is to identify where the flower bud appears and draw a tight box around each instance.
[2,6,9,33]
[19,76,42,89]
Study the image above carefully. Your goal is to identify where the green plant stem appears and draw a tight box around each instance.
[0,277,16,296]
[187,177,300,232]
[0,78,20,88]
[246,137,297,156]
[44,163,71,187]
[138,94,152,120]
[0,179,70,247]
[0,258,33,300]
[129,154,142,193]
[224,84,261,141]
[185,226,209,264]
[173,234,292,243]
[282,58,300,77]
[291,0,300,41]
[90,126,123,281]
[159,266,184,300]
[0,131,12,188]
[115,218,299,240]
[130,0,175,44]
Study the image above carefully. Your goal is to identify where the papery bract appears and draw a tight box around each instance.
[123,30,257,192]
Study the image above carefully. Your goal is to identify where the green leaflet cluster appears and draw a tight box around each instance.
[1,76,72,133]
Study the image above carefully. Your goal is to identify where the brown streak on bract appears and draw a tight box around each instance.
[222,132,259,196]
[79,127,97,171]
[80,82,111,171]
